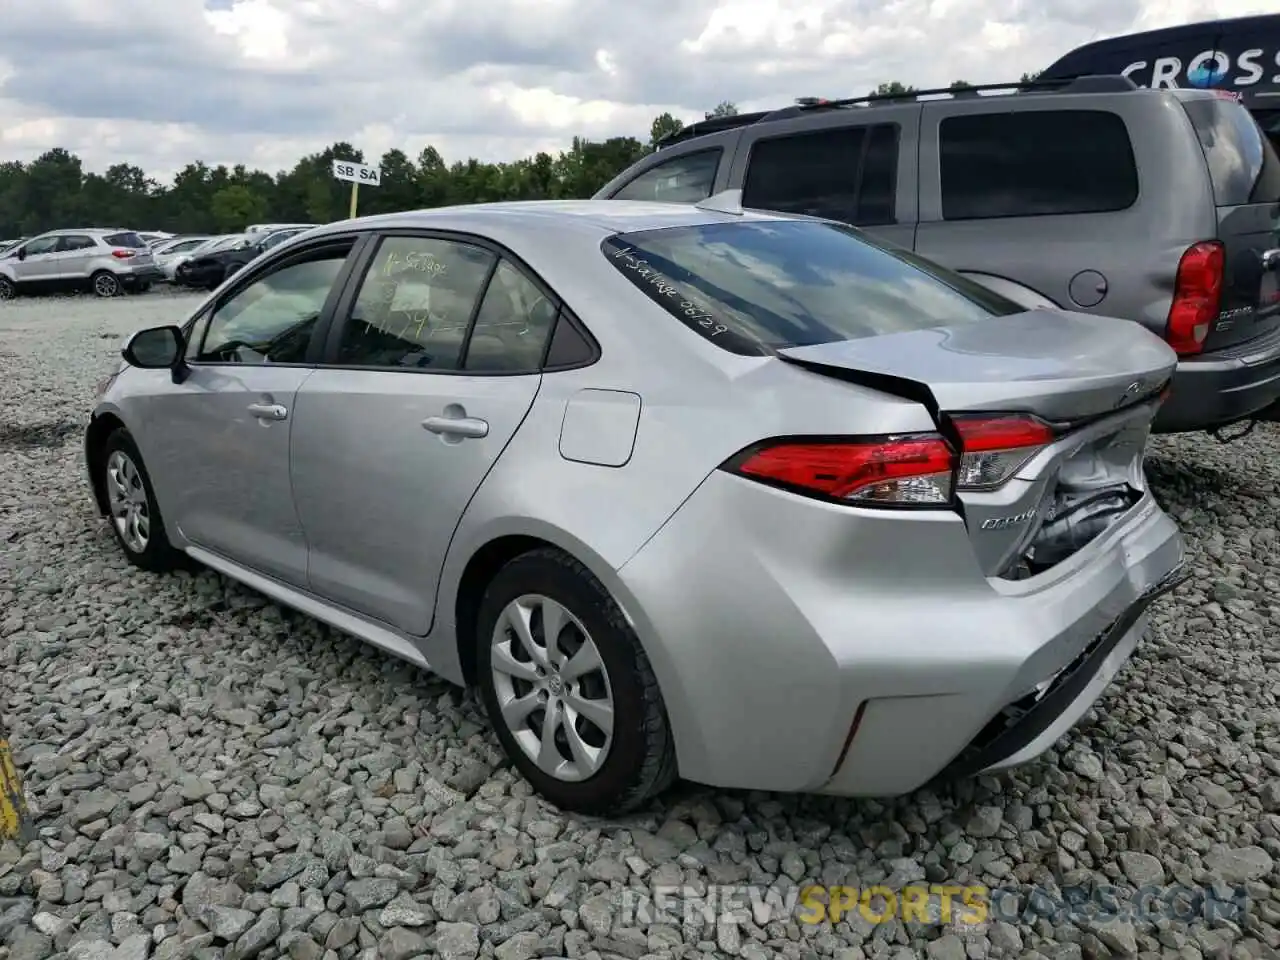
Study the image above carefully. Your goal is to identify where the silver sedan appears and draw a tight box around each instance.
[83,198,1187,813]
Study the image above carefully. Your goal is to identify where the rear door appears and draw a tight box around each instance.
[51,234,98,279]
[1178,94,1280,349]
[914,101,1145,311]
[289,231,560,636]
[732,108,919,249]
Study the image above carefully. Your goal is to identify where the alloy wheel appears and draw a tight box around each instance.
[105,449,150,553]
[94,273,120,297]
[0,278,14,300]
[489,593,615,782]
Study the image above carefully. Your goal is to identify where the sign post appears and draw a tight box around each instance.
[331,160,382,219]
[0,728,34,843]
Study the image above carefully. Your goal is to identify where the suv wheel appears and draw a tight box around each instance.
[0,277,14,300]
[475,547,676,815]
[92,271,121,298]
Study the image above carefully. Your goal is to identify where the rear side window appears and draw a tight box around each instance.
[743,124,899,226]
[1180,98,1280,207]
[939,110,1139,220]
[601,219,1022,356]
[103,232,147,248]
[611,150,720,203]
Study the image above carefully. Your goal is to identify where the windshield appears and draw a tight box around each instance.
[601,219,1023,356]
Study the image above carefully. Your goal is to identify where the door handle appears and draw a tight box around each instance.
[422,415,488,439]
[247,402,288,421]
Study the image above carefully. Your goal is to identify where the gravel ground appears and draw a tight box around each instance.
[2,291,1280,960]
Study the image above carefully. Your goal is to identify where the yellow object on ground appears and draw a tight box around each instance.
[0,738,34,843]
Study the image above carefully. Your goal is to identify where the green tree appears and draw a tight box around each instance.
[705,101,738,120]
[1020,71,1041,83]
[210,184,266,232]
[0,109,736,235]
[650,112,684,147]
[950,80,974,90]
[871,82,917,97]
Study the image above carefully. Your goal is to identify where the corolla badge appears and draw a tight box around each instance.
[980,508,1037,531]
[1187,50,1230,88]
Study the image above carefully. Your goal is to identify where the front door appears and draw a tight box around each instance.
[136,237,362,586]
[11,235,61,283]
[290,233,557,635]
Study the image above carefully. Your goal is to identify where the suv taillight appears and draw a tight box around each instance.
[721,414,1056,507]
[1166,241,1224,356]
[110,249,136,259]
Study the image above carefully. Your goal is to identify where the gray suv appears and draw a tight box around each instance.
[0,228,164,300]
[595,76,1280,437]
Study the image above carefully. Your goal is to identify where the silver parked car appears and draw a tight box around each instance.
[0,229,163,299]
[84,199,1188,813]
[151,235,214,280]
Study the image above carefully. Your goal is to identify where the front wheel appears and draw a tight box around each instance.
[98,428,186,572]
[475,548,676,815]
[91,271,121,298]
[0,276,14,300]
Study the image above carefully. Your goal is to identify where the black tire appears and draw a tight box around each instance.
[475,547,676,815]
[91,271,120,298]
[99,427,187,572]
[0,276,14,300]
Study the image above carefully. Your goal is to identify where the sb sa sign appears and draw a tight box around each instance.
[331,160,381,186]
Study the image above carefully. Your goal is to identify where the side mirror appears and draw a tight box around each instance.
[122,325,187,381]
[15,247,26,261]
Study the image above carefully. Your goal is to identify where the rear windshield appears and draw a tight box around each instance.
[601,219,1023,356]
[103,231,147,248]
[1180,97,1280,207]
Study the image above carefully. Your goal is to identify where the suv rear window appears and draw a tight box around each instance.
[601,219,1023,356]
[939,110,1139,220]
[103,232,147,248]
[1180,97,1280,207]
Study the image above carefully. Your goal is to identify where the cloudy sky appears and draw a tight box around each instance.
[0,0,1274,182]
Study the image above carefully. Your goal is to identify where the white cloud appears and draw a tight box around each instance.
[0,0,1274,182]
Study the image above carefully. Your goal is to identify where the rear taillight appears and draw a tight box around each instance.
[725,435,958,506]
[111,249,135,259]
[950,414,1054,490]
[1166,241,1224,356]
[724,414,1057,507]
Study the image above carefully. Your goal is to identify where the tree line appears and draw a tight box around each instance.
[0,76,1040,239]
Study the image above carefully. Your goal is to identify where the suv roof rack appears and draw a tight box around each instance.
[655,75,1140,148]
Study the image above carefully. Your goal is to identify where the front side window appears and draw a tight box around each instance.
[939,110,1139,220]
[602,219,1021,356]
[337,236,496,370]
[192,248,351,364]
[23,236,59,256]
[743,124,899,226]
[612,150,721,203]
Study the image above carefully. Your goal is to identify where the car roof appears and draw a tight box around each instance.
[304,199,794,244]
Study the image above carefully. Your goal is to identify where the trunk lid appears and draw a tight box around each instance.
[776,308,1177,422]
[777,309,1177,579]
[1179,94,1280,352]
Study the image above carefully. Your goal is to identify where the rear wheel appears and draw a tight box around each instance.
[92,271,120,298]
[0,276,14,300]
[99,428,185,572]
[475,548,676,815]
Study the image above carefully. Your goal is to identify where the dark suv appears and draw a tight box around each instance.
[595,77,1280,437]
